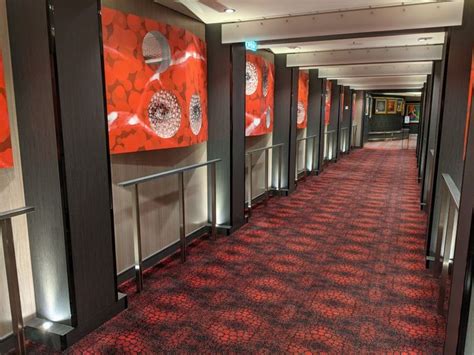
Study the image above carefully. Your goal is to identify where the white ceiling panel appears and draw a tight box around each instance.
[169,0,439,24]
[287,45,443,67]
[261,32,445,54]
[350,83,424,89]
[313,62,433,78]
[221,1,462,43]
[338,75,427,86]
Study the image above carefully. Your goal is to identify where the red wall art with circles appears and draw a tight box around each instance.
[0,52,13,169]
[245,53,275,137]
[102,7,208,154]
[297,71,309,129]
[325,80,332,126]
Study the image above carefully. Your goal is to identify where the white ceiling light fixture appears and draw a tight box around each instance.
[224,8,236,13]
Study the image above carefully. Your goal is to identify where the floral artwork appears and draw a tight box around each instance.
[297,71,309,129]
[324,80,332,126]
[245,53,275,137]
[0,52,13,168]
[102,7,208,154]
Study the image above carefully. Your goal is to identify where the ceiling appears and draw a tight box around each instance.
[261,32,445,54]
[154,0,460,91]
[162,0,438,24]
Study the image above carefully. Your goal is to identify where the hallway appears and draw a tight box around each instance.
[56,146,444,353]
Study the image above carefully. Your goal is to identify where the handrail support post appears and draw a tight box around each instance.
[178,172,186,263]
[210,162,217,240]
[1,218,26,355]
[264,149,269,204]
[131,185,144,293]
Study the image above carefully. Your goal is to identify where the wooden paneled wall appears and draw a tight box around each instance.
[0,0,35,339]
[102,0,209,274]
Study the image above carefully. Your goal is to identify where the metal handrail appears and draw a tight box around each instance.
[245,143,284,155]
[118,159,221,292]
[433,173,460,314]
[1,206,35,355]
[296,135,318,181]
[118,159,221,187]
[245,143,284,215]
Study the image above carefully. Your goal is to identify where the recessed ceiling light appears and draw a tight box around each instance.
[224,8,236,13]
[418,37,433,42]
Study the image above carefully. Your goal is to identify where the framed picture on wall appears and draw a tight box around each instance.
[396,99,404,113]
[375,98,387,114]
[406,103,421,123]
[387,99,397,114]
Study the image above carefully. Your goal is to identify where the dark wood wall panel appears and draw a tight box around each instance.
[307,70,323,172]
[7,0,73,323]
[230,44,246,228]
[8,0,126,348]
[442,0,474,351]
[341,86,352,129]
[424,61,445,216]
[419,74,434,185]
[272,54,298,192]
[52,0,119,327]
[206,24,245,231]
[329,81,341,159]
[429,1,473,258]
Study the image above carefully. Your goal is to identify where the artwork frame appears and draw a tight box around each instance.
[296,71,309,129]
[396,99,404,113]
[102,7,208,155]
[374,98,387,114]
[324,80,332,126]
[406,103,421,123]
[387,99,397,114]
[0,52,13,168]
[245,53,275,137]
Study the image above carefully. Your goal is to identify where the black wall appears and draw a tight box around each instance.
[206,24,245,232]
[272,54,298,193]
[341,86,352,129]
[369,114,403,132]
[8,0,126,348]
[424,60,445,216]
[307,70,324,172]
[441,0,474,351]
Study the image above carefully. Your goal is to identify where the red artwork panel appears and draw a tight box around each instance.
[245,53,275,137]
[0,52,13,168]
[324,80,332,126]
[102,7,208,155]
[297,71,309,129]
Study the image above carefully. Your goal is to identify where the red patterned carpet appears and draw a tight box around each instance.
[41,146,445,353]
